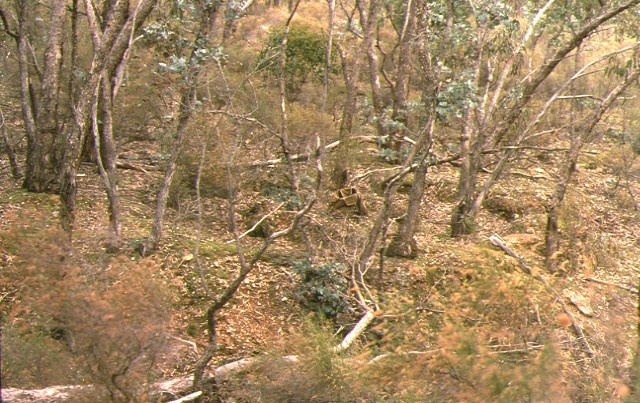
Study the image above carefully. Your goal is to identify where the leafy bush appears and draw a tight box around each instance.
[256,25,339,98]
[292,261,347,319]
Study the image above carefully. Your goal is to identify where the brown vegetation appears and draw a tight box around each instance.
[2,0,640,401]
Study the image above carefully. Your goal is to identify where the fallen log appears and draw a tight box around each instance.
[250,140,340,167]
[3,310,377,401]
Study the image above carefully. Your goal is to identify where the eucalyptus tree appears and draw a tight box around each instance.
[447,0,640,237]
[384,0,453,258]
[140,0,224,255]
[355,0,421,160]
[0,0,69,193]
[0,0,160,238]
[545,46,640,269]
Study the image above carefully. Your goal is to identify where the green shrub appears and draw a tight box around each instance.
[292,261,348,319]
[256,25,339,98]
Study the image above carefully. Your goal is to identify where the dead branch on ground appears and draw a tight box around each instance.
[488,234,596,358]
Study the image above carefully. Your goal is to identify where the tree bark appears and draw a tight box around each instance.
[17,0,66,193]
[387,0,417,155]
[321,0,335,114]
[94,75,122,241]
[0,108,22,179]
[385,158,426,258]
[142,88,195,255]
[385,116,433,258]
[336,42,359,140]
[357,0,385,138]
[60,0,159,235]
[141,1,221,255]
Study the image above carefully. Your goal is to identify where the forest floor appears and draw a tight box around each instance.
[2,131,640,401]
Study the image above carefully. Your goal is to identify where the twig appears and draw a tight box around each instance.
[249,140,340,167]
[368,349,440,365]
[487,344,544,354]
[584,277,638,294]
[168,334,199,355]
[488,234,531,275]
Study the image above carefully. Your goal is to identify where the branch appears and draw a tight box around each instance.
[249,140,340,167]
[333,310,376,353]
[0,6,18,39]
[168,391,202,403]
[488,234,596,358]
[226,202,285,243]
[585,277,638,294]
[556,94,603,101]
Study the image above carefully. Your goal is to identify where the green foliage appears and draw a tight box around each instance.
[436,70,479,121]
[256,25,339,97]
[142,3,225,79]
[261,184,302,209]
[292,261,348,318]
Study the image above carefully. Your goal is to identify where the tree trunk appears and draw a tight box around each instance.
[60,0,159,235]
[336,42,359,139]
[142,88,195,255]
[450,116,480,237]
[357,0,385,138]
[94,75,122,242]
[387,0,417,156]
[0,108,22,179]
[321,0,335,114]
[385,158,427,258]
[545,58,640,270]
[19,0,67,193]
[385,116,433,258]
[141,0,221,254]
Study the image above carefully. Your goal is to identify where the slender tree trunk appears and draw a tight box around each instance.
[94,75,122,242]
[142,88,195,255]
[336,42,360,139]
[60,0,159,235]
[321,0,335,114]
[385,117,433,258]
[331,42,361,188]
[387,0,417,155]
[385,157,427,258]
[545,59,640,270]
[0,108,22,179]
[357,0,385,137]
[141,0,219,254]
[450,114,480,236]
[276,0,302,191]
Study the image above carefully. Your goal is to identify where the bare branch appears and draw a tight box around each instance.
[227,202,286,243]
[489,234,596,358]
